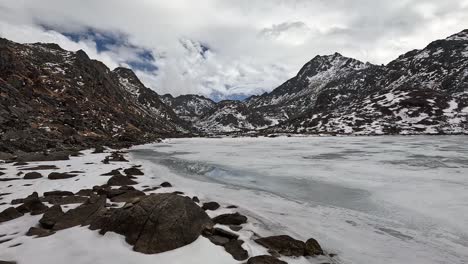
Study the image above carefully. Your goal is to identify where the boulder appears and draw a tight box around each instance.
[44,191,74,197]
[255,235,305,257]
[305,238,324,256]
[16,194,48,215]
[213,212,247,225]
[75,189,94,196]
[0,207,23,223]
[101,169,123,176]
[23,172,42,179]
[224,240,249,261]
[109,190,146,203]
[90,193,213,254]
[48,172,78,180]
[123,167,144,176]
[208,235,230,246]
[26,227,55,238]
[247,255,287,264]
[39,205,64,229]
[42,195,88,205]
[202,202,220,211]
[52,195,107,230]
[107,175,137,186]
[160,181,172,187]
[20,165,58,171]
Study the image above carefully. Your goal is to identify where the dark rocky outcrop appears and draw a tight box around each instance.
[0,38,188,154]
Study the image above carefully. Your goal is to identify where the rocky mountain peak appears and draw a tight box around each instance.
[447,29,468,41]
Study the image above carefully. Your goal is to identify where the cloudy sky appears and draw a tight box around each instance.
[1,0,468,100]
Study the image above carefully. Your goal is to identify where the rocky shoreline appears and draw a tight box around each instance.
[0,147,333,264]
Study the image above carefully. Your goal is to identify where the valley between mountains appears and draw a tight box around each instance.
[1,29,468,155]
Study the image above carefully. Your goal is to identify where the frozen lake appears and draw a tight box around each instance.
[131,136,468,264]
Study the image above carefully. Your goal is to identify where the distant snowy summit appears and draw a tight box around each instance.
[0,29,467,153]
[170,29,468,135]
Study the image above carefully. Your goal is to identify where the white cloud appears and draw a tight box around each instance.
[0,0,467,99]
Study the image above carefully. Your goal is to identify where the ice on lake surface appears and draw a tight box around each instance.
[131,136,468,264]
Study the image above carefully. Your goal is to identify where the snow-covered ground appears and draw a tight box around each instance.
[130,136,468,264]
[1,136,467,264]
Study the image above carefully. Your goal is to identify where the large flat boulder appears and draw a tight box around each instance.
[91,193,213,254]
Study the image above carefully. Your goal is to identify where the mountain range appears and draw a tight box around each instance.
[1,29,467,152]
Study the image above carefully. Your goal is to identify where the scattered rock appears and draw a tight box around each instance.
[91,193,213,254]
[208,235,230,245]
[305,238,324,256]
[142,187,159,192]
[226,205,238,209]
[42,195,88,205]
[224,240,249,261]
[75,189,94,196]
[101,169,123,176]
[202,202,220,211]
[229,225,242,232]
[16,194,48,215]
[192,196,200,203]
[247,255,287,264]
[160,182,172,187]
[213,212,248,225]
[52,196,107,231]
[107,175,137,186]
[8,243,21,248]
[123,167,144,176]
[26,227,55,238]
[14,151,74,162]
[39,205,64,229]
[0,207,23,223]
[93,146,105,153]
[20,165,58,171]
[255,235,305,257]
[23,172,43,179]
[0,178,18,182]
[110,190,146,203]
[13,162,28,166]
[48,172,78,180]
[44,191,74,197]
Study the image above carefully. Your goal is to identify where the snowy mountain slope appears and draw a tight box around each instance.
[263,29,468,134]
[0,38,188,153]
[246,53,373,122]
[161,94,216,123]
[195,100,273,133]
